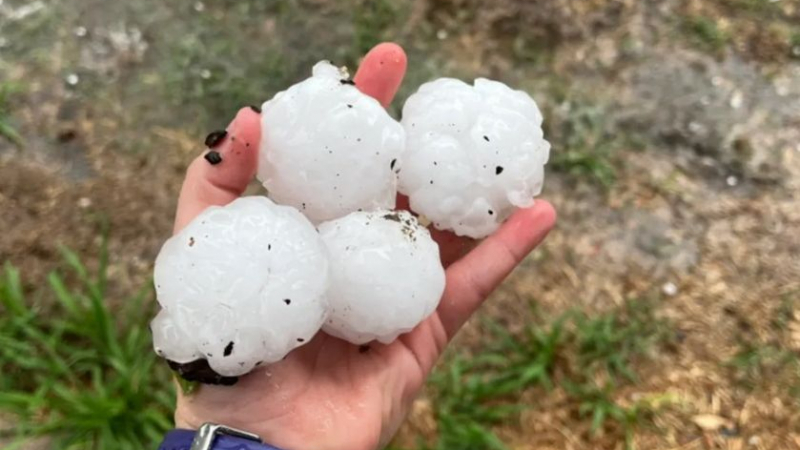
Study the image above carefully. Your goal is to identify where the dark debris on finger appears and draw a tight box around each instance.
[167,359,239,386]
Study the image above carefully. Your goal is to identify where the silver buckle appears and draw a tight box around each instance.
[190,423,263,450]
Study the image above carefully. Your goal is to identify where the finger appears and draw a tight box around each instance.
[437,201,557,338]
[395,193,411,211]
[173,43,406,234]
[430,228,477,268]
[173,107,261,233]
[354,42,407,108]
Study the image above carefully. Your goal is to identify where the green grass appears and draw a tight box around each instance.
[727,341,800,397]
[426,356,522,450]
[682,15,730,53]
[154,0,412,128]
[420,317,565,450]
[396,299,673,450]
[770,293,796,331]
[791,32,800,52]
[0,82,24,148]
[351,0,406,59]
[156,0,415,126]
[0,238,174,449]
[0,235,671,450]
[726,0,785,17]
[547,103,620,187]
[158,3,293,126]
[727,293,800,400]
[567,382,635,440]
[574,300,670,381]
[564,302,673,448]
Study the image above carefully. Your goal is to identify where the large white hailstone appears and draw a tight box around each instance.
[398,78,550,239]
[152,196,329,377]
[318,210,445,345]
[151,308,201,364]
[258,61,406,223]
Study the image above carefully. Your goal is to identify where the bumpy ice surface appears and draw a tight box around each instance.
[152,196,329,377]
[318,210,446,344]
[399,78,550,238]
[258,61,405,223]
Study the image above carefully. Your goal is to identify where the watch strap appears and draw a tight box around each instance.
[159,424,284,450]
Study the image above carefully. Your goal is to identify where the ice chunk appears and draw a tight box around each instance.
[152,196,329,377]
[399,78,550,238]
[258,61,405,223]
[318,210,445,344]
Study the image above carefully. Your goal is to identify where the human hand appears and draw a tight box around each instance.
[170,42,556,450]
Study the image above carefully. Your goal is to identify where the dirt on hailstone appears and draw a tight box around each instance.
[1,0,799,448]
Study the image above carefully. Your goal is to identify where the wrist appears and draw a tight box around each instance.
[172,362,398,450]
[174,405,325,450]
[174,404,384,450]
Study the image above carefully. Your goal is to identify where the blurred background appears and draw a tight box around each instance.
[1,0,799,449]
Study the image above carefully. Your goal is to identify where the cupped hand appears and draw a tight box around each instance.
[171,43,556,450]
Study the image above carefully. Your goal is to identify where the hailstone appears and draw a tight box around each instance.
[398,78,550,238]
[318,210,445,345]
[152,196,329,378]
[258,61,406,223]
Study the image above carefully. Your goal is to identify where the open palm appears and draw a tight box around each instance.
[170,43,556,450]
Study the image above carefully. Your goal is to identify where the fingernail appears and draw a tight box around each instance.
[204,151,222,165]
[204,130,227,148]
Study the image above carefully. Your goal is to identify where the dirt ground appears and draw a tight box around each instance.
[1,0,799,449]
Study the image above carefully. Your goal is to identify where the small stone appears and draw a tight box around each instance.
[688,121,706,135]
[662,282,678,297]
[729,90,743,109]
